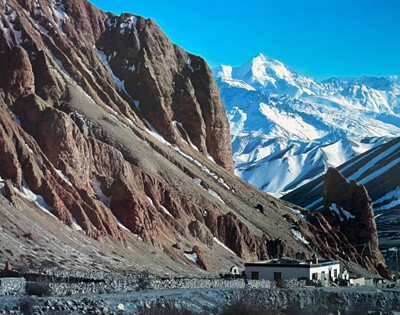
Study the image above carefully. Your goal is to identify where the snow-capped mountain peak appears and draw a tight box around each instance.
[234,53,293,87]
[214,53,321,98]
[247,53,295,85]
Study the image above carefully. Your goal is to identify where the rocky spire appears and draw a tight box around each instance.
[322,168,390,278]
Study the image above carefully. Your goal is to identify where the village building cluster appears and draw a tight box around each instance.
[244,257,346,286]
[237,257,392,287]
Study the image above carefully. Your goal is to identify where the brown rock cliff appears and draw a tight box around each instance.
[320,168,389,278]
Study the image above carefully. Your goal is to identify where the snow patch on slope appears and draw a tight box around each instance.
[291,228,309,245]
[160,205,173,217]
[14,180,57,219]
[329,203,355,222]
[96,48,132,99]
[207,188,225,204]
[184,252,198,264]
[119,16,137,34]
[56,169,72,187]
[72,217,83,231]
[92,178,110,207]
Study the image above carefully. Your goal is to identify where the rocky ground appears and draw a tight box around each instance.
[0,276,400,314]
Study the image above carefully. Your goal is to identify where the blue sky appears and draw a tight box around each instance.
[89,0,400,80]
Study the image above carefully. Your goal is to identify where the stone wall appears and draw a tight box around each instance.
[0,278,26,295]
[48,277,307,296]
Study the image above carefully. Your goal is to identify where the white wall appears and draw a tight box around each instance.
[245,265,309,281]
[350,278,365,286]
[245,262,341,281]
[309,263,340,281]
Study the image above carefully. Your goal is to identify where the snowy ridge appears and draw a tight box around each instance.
[283,137,400,212]
[214,54,400,195]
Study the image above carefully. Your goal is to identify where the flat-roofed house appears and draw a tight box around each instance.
[244,258,340,284]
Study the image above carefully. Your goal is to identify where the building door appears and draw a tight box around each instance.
[274,272,282,281]
[251,271,259,280]
[312,272,318,280]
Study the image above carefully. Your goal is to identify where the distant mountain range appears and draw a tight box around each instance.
[213,54,400,196]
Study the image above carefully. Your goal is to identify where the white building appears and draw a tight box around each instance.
[229,265,240,276]
[244,258,341,283]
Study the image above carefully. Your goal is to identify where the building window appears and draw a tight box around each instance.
[251,271,259,280]
[334,269,338,278]
[274,272,282,281]
[312,273,318,280]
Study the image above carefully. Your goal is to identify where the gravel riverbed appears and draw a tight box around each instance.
[0,276,399,314]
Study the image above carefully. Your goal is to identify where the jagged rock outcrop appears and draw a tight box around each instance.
[320,168,390,278]
[279,168,392,278]
[97,15,233,170]
[0,0,232,170]
[282,139,400,277]
[192,245,211,271]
